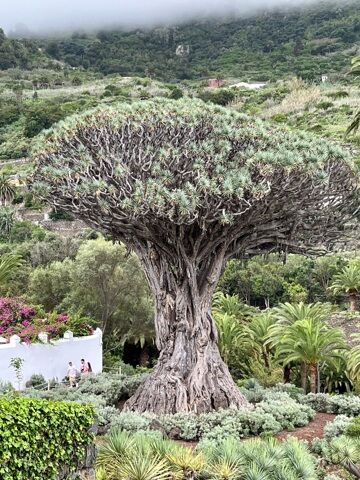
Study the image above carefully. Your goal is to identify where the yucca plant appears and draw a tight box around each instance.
[0,175,15,206]
[117,454,173,480]
[166,446,205,479]
[207,459,241,480]
[199,437,317,480]
[96,430,135,478]
[328,436,360,479]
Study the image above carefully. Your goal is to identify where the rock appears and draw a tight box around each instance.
[168,426,182,440]
[150,418,167,437]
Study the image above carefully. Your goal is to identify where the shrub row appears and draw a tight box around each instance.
[0,396,94,480]
[110,391,315,442]
[299,393,360,416]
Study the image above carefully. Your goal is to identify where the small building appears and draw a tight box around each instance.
[208,78,225,88]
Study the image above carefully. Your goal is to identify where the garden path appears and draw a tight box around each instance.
[276,413,336,442]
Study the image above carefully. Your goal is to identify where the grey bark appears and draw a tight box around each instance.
[124,243,249,414]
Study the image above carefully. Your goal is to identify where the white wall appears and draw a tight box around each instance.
[0,329,103,388]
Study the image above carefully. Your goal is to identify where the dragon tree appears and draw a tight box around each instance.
[31,99,358,414]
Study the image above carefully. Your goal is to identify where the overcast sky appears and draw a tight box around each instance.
[0,0,328,35]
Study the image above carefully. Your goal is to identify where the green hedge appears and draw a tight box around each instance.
[0,396,94,480]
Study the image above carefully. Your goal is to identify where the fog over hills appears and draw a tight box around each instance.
[2,0,325,35]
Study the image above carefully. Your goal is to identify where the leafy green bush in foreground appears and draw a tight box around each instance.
[0,396,94,480]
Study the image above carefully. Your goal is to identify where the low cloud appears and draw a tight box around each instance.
[1,0,322,36]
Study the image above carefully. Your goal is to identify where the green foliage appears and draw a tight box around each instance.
[27,238,154,346]
[108,391,314,442]
[300,393,360,416]
[346,416,360,438]
[32,98,354,232]
[198,436,317,480]
[22,1,360,83]
[0,252,23,286]
[0,396,94,480]
[198,88,236,106]
[324,415,352,440]
[330,262,360,310]
[97,430,317,480]
[25,373,46,389]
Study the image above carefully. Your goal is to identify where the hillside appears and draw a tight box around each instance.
[31,0,360,81]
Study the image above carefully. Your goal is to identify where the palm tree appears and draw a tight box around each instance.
[214,312,252,365]
[330,263,360,311]
[272,301,332,324]
[347,56,360,135]
[276,318,347,393]
[0,253,23,286]
[0,207,15,235]
[348,334,360,383]
[267,302,332,387]
[248,311,277,368]
[213,291,256,319]
[0,175,15,206]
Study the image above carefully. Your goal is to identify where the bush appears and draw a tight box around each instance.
[346,417,360,438]
[324,415,352,440]
[300,393,360,416]
[25,373,46,389]
[110,411,153,433]
[108,391,314,442]
[0,396,94,480]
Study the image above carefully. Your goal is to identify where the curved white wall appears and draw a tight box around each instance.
[0,328,103,388]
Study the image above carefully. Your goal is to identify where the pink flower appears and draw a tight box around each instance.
[21,320,30,327]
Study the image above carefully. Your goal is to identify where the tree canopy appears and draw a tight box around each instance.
[32,99,358,259]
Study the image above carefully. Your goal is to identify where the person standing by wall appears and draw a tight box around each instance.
[67,361,78,387]
[80,359,90,376]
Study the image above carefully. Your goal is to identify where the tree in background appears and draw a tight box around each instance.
[276,318,346,393]
[330,263,360,311]
[0,175,15,206]
[27,238,154,348]
[347,56,360,135]
[268,302,332,388]
[348,334,360,386]
[31,99,358,414]
[0,254,23,289]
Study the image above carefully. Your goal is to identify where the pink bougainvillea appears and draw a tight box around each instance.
[0,298,95,344]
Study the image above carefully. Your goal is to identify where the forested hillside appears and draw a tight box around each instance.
[29,0,360,81]
[1,0,360,80]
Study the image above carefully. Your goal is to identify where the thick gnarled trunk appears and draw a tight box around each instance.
[124,245,249,414]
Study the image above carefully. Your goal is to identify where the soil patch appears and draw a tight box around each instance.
[276,412,336,442]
